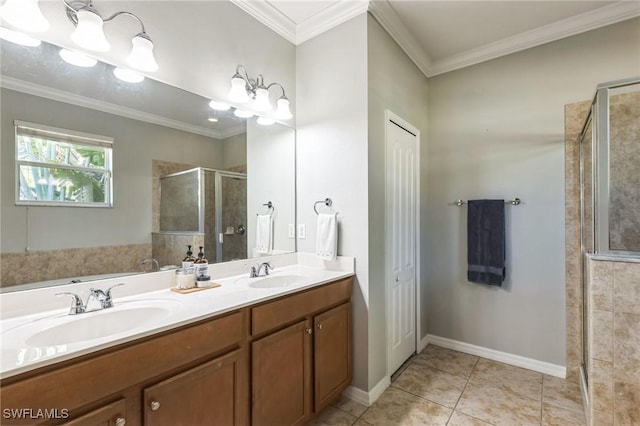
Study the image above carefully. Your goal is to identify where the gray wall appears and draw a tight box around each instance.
[1,89,225,252]
[367,15,429,387]
[296,15,370,390]
[221,132,247,170]
[425,18,640,366]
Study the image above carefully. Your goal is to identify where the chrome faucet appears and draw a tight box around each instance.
[56,283,125,315]
[141,258,159,272]
[250,262,273,278]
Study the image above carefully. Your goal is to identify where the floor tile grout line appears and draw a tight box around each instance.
[446,355,480,425]
[540,373,545,425]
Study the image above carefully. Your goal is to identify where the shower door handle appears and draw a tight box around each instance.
[218,233,224,244]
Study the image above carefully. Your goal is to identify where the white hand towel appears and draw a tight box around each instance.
[255,214,273,254]
[316,212,338,261]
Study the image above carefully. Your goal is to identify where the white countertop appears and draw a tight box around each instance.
[0,253,354,379]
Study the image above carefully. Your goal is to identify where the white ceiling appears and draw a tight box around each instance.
[231,0,640,76]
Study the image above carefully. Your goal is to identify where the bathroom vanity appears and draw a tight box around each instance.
[0,256,354,426]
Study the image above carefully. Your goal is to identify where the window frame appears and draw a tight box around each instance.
[14,120,114,208]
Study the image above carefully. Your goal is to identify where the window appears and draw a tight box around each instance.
[15,121,113,207]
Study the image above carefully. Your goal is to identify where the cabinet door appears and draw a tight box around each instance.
[314,302,352,412]
[144,349,244,426]
[252,320,312,426]
[63,398,127,426]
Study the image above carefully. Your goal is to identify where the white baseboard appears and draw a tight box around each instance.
[342,375,390,407]
[426,334,566,378]
[418,334,429,353]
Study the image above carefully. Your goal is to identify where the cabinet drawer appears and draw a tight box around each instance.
[251,278,352,336]
[0,311,244,420]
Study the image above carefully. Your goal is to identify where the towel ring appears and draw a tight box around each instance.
[257,201,274,216]
[314,198,332,215]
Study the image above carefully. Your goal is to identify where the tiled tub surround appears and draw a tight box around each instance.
[310,345,585,426]
[0,252,354,378]
[586,256,640,425]
[0,243,151,289]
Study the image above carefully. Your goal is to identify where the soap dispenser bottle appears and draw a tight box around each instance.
[182,245,196,269]
[194,247,210,287]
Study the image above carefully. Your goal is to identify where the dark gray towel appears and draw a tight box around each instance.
[467,199,505,286]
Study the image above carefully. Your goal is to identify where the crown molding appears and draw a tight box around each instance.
[427,0,640,76]
[295,1,370,44]
[368,0,432,77]
[230,0,369,45]
[1,76,229,140]
[230,0,297,43]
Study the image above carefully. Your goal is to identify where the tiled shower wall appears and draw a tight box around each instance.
[587,258,640,425]
[0,243,151,288]
[565,100,591,383]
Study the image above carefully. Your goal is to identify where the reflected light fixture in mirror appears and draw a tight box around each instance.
[0,27,41,47]
[113,67,144,83]
[227,65,293,119]
[209,100,231,111]
[59,48,97,67]
[63,0,159,72]
[234,109,254,118]
[257,117,274,126]
[0,0,49,33]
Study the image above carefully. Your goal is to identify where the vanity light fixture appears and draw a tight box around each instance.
[234,109,254,119]
[0,27,41,47]
[209,100,231,111]
[59,48,97,67]
[113,67,144,83]
[256,117,274,126]
[227,65,293,119]
[63,0,159,72]
[0,0,49,33]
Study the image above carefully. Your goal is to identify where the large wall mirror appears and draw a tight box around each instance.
[0,38,296,292]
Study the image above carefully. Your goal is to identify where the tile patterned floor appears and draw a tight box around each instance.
[307,345,586,426]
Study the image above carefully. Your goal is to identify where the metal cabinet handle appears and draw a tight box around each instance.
[115,417,126,426]
[317,323,323,330]
[306,328,312,335]
[150,400,160,411]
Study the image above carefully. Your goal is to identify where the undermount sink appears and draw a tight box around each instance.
[248,274,308,289]
[23,300,183,347]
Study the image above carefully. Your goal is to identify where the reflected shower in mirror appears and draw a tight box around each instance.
[0,38,295,292]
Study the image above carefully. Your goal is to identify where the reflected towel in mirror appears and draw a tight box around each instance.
[255,214,273,254]
[316,213,338,261]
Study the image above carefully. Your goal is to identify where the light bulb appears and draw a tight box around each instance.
[127,33,158,72]
[275,97,292,120]
[228,76,249,103]
[59,49,97,67]
[113,67,144,83]
[233,109,253,118]
[253,87,272,112]
[257,117,275,126]
[0,0,49,33]
[209,100,231,111]
[70,9,110,52]
[0,27,40,46]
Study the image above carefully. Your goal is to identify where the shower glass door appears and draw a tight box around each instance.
[215,172,247,262]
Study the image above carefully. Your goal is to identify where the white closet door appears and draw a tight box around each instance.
[386,113,418,375]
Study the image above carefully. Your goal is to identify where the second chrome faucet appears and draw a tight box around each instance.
[56,283,125,315]
[249,262,273,278]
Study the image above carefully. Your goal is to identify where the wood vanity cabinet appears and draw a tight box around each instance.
[0,277,353,426]
[250,277,353,426]
[0,310,247,426]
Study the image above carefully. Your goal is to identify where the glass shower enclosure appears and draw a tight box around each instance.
[158,167,247,264]
[578,77,640,386]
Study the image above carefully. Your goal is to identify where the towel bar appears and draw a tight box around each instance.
[449,198,522,206]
